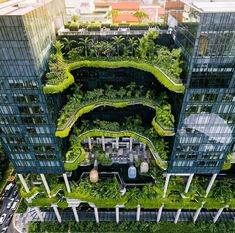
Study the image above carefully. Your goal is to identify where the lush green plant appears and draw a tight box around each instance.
[56,84,174,137]
[44,31,184,94]
[29,221,235,233]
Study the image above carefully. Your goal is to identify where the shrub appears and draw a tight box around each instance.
[130,23,149,30]
[87,23,101,31]
[110,24,119,30]
[64,23,70,29]
[69,23,79,31]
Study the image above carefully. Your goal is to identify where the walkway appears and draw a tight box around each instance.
[14,207,235,230]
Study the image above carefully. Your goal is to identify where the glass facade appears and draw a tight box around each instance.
[0,0,65,174]
[169,3,235,173]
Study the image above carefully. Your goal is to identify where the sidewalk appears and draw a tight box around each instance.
[13,209,31,233]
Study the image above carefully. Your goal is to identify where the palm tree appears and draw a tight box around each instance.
[128,37,138,57]
[112,36,125,56]
[61,37,77,52]
[78,37,93,57]
[133,11,149,23]
[71,14,80,22]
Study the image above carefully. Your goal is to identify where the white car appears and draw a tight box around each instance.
[11,201,19,210]
[0,214,7,225]
[6,198,14,209]
[1,227,8,233]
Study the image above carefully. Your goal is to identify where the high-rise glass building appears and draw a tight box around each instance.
[0,0,235,224]
[168,0,235,174]
[0,0,65,174]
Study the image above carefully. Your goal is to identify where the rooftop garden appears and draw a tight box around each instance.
[55,84,175,138]
[65,116,169,170]
[44,30,185,94]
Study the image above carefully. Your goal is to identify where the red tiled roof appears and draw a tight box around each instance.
[158,7,165,16]
[111,2,140,11]
[113,13,139,23]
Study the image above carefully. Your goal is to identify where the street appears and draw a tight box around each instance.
[0,184,20,233]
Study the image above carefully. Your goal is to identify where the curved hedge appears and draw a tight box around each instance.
[64,129,168,171]
[44,60,185,94]
[43,71,74,94]
[56,98,174,138]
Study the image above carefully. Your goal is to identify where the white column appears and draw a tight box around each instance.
[116,137,119,149]
[88,137,92,150]
[94,207,99,223]
[143,143,146,151]
[185,174,194,193]
[35,207,44,222]
[157,204,164,223]
[136,205,141,221]
[52,206,61,223]
[40,174,51,197]
[63,173,71,193]
[129,137,133,151]
[193,205,203,223]
[102,136,105,151]
[18,174,30,193]
[213,206,227,223]
[115,206,119,223]
[174,209,181,224]
[205,174,217,198]
[72,206,79,222]
[163,174,171,198]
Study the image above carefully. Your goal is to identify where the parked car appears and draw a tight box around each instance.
[7,198,14,209]
[4,183,14,197]
[12,188,18,197]
[0,214,7,225]
[5,214,12,226]
[1,227,8,233]
[11,201,19,210]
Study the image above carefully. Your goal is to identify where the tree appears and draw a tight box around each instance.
[46,57,67,84]
[102,41,115,57]
[128,37,138,57]
[112,36,125,55]
[106,10,120,21]
[61,37,77,52]
[78,37,93,57]
[133,11,149,23]
[71,14,80,22]
[90,41,104,57]
[53,40,64,57]
[0,145,9,182]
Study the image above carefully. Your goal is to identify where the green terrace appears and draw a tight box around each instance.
[22,174,235,211]
[64,129,168,171]
[43,30,185,94]
[63,116,170,170]
[55,85,175,138]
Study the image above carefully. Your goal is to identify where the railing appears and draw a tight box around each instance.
[154,66,183,86]
[58,27,169,36]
